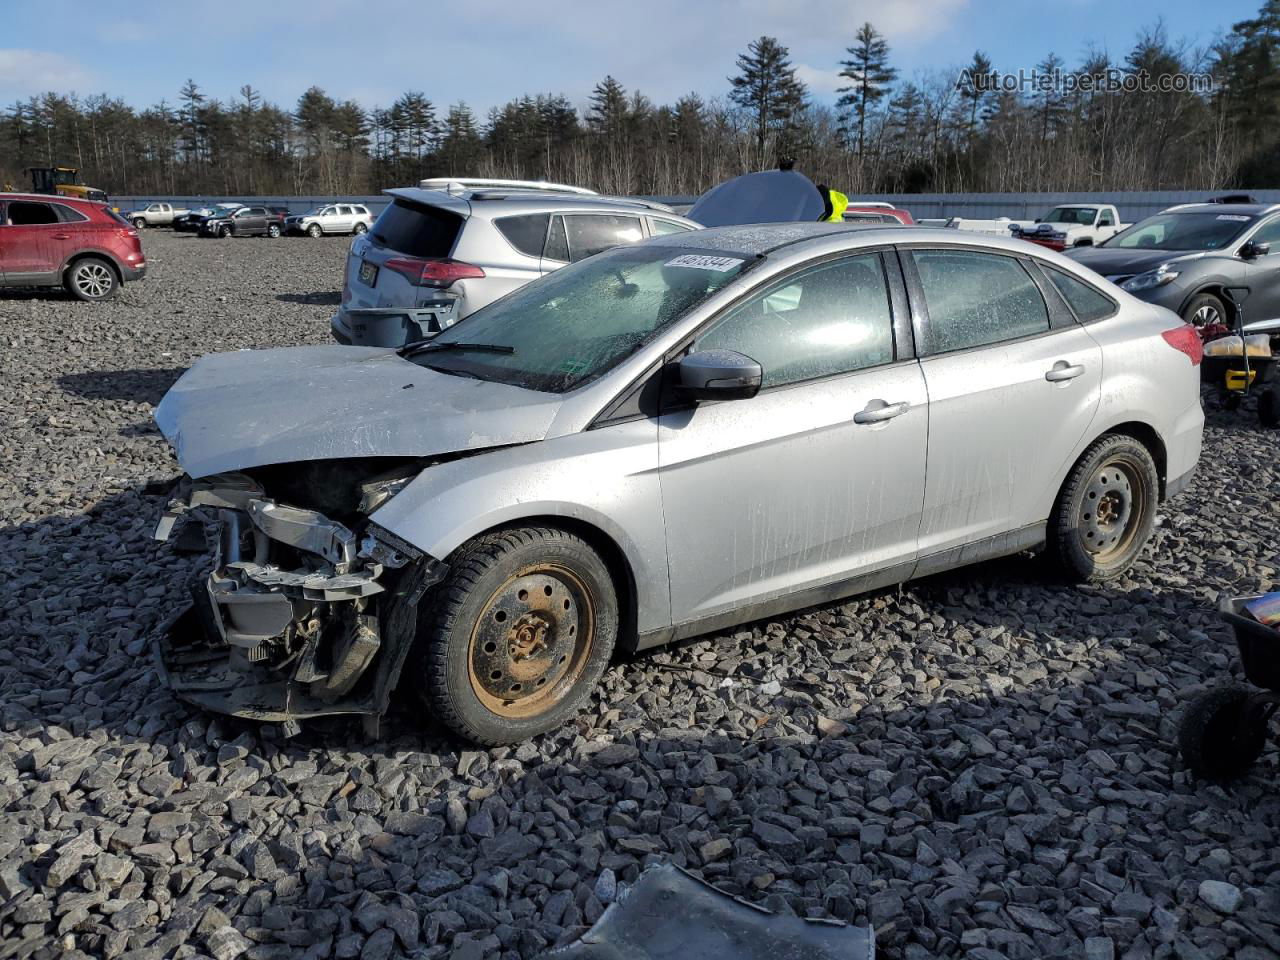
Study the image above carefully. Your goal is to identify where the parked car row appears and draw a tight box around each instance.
[125,200,372,239]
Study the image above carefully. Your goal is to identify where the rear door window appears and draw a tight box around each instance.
[7,201,58,225]
[1043,265,1118,323]
[496,213,551,258]
[910,249,1050,354]
[371,199,463,257]
[564,215,644,262]
[649,217,693,236]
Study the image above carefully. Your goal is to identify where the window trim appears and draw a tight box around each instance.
[898,244,1062,357]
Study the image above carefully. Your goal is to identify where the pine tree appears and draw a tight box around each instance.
[837,23,897,155]
[729,36,808,162]
[438,102,484,174]
[588,76,629,139]
[958,51,995,141]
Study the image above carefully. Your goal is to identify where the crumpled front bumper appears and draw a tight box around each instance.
[152,474,444,725]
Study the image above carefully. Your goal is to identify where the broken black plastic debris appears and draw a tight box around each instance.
[538,862,875,960]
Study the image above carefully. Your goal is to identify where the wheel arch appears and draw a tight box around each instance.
[1062,419,1169,503]
[1177,283,1237,326]
[62,250,123,283]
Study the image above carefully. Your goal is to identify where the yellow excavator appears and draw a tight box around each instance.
[26,166,110,204]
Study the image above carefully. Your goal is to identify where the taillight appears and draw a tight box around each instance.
[1161,324,1203,366]
[384,257,485,288]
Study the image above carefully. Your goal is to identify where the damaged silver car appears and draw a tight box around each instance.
[154,223,1203,745]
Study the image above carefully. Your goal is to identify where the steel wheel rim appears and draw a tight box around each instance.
[1192,304,1220,327]
[1080,457,1146,561]
[468,563,595,718]
[75,263,112,297]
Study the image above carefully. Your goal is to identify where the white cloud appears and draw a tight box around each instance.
[794,64,848,97]
[0,49,95,97]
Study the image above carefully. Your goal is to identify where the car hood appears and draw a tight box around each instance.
[155,346,563,478]
[1067,246,1209,276]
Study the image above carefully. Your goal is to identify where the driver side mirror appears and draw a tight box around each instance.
[1241,240,1271,260]
[676,350,762,401]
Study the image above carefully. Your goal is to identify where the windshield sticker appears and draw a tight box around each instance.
[664,254,744,272]
[1217,215,1251,221]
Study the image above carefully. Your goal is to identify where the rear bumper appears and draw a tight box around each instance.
[331,302,458,347]
[121,261,147,282]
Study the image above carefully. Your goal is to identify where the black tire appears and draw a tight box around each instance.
[415,526,618,745]
[353,222,368,235]
[1049,434,1159,582]
[1178,685,1267,780]
[219,225,232,238]
[1259,388,1280,429]
[267,223,281,238]
[64,257,119,302]
[308,223,323,238]
[1183,292,1226,331]
[132,218,146,229]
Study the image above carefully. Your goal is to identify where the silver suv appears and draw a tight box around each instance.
[330,187,700,346]
[285,203,374,238]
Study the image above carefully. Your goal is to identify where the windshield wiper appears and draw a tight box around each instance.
[398,340,515,359]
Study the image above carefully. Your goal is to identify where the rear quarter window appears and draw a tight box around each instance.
[495,213,551,258]
[372,200,463,258]
[1044,265,1118,322]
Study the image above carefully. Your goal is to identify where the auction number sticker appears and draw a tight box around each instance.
[1217,215,1251,221]
[664,254,744,271]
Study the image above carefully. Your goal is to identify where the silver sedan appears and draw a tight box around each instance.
[153,223,1205,744]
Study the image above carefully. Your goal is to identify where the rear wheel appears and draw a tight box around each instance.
[64,257,119,302]
[415,526,618,745]
[1259,388,1280,429]
[1178,686,1268,780]
[353,222,368,235]
[308,223,323,238]
[267,223,281,238]
[1183,292,1225,332]
[1049,434,1159,582]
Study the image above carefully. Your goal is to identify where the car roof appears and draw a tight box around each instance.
[1160,202,1280,216]
[0,192,102,205]
[641,221,1062,258]
[385,187,688,220]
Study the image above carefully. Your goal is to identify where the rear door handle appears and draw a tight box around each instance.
[854,400,910,424]
[1045,361,1085,382]
[51,233,71,240]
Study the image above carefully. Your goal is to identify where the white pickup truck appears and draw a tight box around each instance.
[124,202,190,228]
[919,203,1129,251]
[1007,204,1128,250]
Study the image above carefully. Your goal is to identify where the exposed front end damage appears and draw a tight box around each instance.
[153,471,445,730]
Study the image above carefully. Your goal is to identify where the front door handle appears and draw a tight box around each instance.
[51,233,71,240]
[854,400,910,424]
[1045,361,1085,382]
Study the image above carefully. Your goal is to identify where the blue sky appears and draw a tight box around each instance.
[1,0,1261,115]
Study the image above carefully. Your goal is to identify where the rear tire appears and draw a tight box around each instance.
[1259,388,1280,429]
[308,223,323,238]
[1183,292,1225,332]
[1178,685,1267,780]
[64,257,119,302]
[415,526,618,745]
[1049,434,1159,582]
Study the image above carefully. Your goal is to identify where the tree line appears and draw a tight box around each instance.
[4,2,1280,199]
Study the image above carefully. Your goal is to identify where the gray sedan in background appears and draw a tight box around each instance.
[153,224,1204,744]
[1069,202,1280,335]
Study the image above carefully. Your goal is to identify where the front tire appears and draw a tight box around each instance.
[64,257,119,302]
[415,526,618,745]
[219,225,232,238]
[1049,434,1159,582]
[353,222,368,235]
[1259,388,1280,429]
[1178,686,1267,780]
[267,223,281,238]
[308,223,323,238]
[1183,292,1226,332]
[132,218,146,229]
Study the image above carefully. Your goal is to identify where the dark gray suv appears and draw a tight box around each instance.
[1068,202,1280,336]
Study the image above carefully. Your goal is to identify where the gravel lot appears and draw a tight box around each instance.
[2,230,1279,960]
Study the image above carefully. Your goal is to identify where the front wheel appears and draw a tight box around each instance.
[415,526,618,745]
[267,223,281,238]
[219,225,232,238]
[1259,388,1280,429]
[64,257,119,302]
[353,222,368,235]
[132,218,146,229]
[1048,434,1159,582]
[308,223,323,238]
[1178,686,1268,780]
[1183,292,1226,332]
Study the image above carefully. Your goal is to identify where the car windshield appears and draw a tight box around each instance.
[1103,212,1255,251]
[1043,207,1096,225]
[409,245,754,393]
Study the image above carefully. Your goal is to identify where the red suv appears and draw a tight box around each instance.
[0,193,146,301]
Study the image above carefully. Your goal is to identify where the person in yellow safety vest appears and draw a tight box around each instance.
[816,184,849,222]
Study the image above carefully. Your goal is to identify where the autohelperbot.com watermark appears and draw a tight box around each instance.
[957,66,1215,96]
